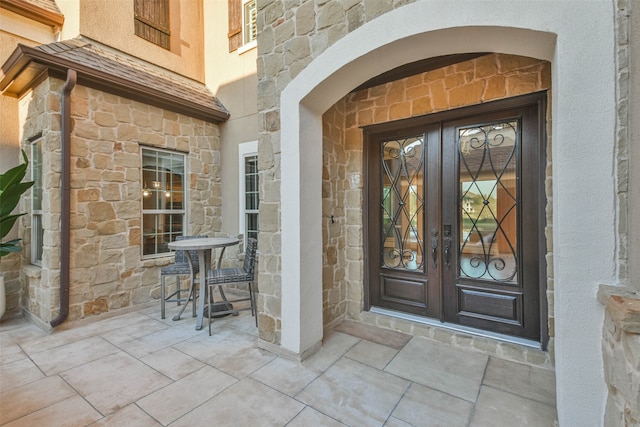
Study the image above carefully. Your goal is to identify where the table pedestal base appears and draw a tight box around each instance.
[206,302,238,318]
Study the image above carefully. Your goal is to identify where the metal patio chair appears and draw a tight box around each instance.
[207,237,258,335]
[160,235,207,320]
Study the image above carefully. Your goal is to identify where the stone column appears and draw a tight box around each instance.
[600,285,640,425]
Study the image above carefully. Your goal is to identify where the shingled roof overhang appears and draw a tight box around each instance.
[0,0,64,29]
[0,39,230,124]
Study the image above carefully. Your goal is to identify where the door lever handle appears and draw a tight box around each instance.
[431,229,438,268]
[444,237,452,268]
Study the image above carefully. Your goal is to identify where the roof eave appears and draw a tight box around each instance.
[0,44,230,124]
[0,0,64,29]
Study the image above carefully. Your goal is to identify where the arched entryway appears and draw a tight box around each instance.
[280,23,556,356]
[319,53,550,347]
[276,2,616,424]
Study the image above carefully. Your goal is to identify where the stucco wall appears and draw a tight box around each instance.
[63,0,206,82]
[18,78,222,324]
[203,0,259,237]
[1,31,55,149]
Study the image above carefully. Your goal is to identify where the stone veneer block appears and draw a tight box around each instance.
[606,294,640,333]
[600,285,640,424]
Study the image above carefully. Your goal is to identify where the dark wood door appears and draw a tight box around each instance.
[365,124,442,319]
[364,93,545,341]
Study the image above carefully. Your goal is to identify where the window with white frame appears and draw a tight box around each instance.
[141,147,186,257]
[242,0,257,46]
[239,141,258,243]
[31,139,43,265]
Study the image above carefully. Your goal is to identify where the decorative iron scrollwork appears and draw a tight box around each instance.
[458,122,519,283]
[381,136,425,271]
[431,229,438,268]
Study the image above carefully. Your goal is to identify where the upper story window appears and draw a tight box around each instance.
[228,0,256,52]
[134,0,170,50]
[243,0,257,46]
[31,139,43,265]
[141,147,185,257]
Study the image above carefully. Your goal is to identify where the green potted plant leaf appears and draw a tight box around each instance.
[0,150,34,319]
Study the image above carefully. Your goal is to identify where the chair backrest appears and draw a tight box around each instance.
[174,235,207,265]
[243,238,258,275]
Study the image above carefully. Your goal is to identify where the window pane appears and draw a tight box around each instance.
[247,213,258,241]
[170,155,184,175]
[458,121,519,283]
[246,192,258,210]
[143,213,158,256]
[141,148,185,257]
[142,213,182,255]
[245,174,256,192]
[380,136,425,271]
[32,141,42,210]
[142,150,157,169]
[157,231,170,254]
[243,0,257,44]
[245,155,257,174]
[243,154,259,242]
[31,140,43,264]
[32,214,43,263]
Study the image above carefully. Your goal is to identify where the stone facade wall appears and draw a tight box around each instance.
[600,286,640,426]
[17,78,62,322]
[256,0,554,351]
[18,78,222,324]
[0,253,21,318]
[256,0,423,346]
[615,0,631,286]
[321,99,348,327]
[599,1,639,425]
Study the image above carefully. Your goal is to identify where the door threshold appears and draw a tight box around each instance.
[370,307,542,349]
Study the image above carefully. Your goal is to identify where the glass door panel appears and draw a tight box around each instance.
[381,136,425,272]
[458,122,519,283]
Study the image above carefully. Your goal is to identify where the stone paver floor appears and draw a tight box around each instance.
[0,302,558,426]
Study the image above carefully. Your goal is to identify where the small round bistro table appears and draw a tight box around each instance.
[168,236,240,330]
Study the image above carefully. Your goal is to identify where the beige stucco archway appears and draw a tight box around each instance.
[279,2,615,424]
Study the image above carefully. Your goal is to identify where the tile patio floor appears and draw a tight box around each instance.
[0,302,558,426]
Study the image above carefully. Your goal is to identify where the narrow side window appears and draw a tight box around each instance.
[239,141,258,245]
[31,139,43,265]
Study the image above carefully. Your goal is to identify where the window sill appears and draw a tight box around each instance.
[238,41,256,55]
[141,255,175,268]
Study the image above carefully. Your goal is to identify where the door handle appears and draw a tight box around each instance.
[443,224,452,269]
[431,229,438,268]
[444,237,452,268]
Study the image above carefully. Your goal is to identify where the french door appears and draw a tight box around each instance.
[364,93,545,341]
